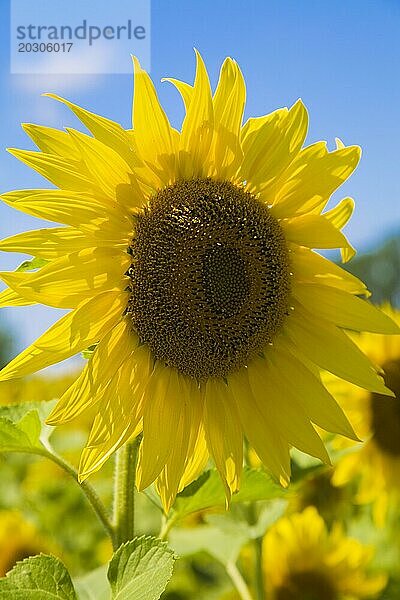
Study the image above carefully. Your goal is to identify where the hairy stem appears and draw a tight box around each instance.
[113,435,142,549]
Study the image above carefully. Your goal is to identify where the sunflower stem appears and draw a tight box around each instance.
[113,435,141,549]
[226,561,254,600]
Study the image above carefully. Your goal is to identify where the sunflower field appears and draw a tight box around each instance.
[1,2,400,599]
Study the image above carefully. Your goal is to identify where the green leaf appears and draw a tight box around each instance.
[108,536,175,600]
[0,554,77,599]
[0,402,56,453]
[73,566,109,600]
[170,523,248,565]
[81,344,97,360]
[172,467,287,520]
[16,257,49,272]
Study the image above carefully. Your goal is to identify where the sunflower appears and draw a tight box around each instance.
[0,510,50,576]
[263,506,387,600]
[328,307,400,524]
[0,53,397,511]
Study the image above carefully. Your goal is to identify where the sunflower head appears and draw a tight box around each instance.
[263,507,387,599]
[0,511,50,576]
[0,52,398,510]
[330,307,400,523]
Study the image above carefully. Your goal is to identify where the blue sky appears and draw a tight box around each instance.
[0,0,399,353]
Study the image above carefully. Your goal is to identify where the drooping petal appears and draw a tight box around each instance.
[46,318,138,425]
[162,78,193,111]
[203,378,243,500]
[269,338,358,440]
[229,366,291,485]
[155,378,204,511]
[79,356,145,480]
[137,364,185,489]
[247,354,331,465]
[0,291,126,381]
[293,283,400,334]
[291,247,369,296]
[284,302,393,394]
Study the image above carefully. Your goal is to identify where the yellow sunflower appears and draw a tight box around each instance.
[0,510,50,576]
[0,53,398,511]
[329,307,400,524]
[263,506,387,600]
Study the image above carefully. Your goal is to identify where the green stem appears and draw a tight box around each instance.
[113,435,141,549]
[226,561,254,600]
[10,447,114,543]
[253,536,265,600]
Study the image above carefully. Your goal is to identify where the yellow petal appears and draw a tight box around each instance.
[132,56,177,183]
[0,287,34,307]
[323,197,356,261]
[284,302,393,394]
[66,128,144,208]
[0,227,93,259]
[204,378,243,501]
[291,247,369,296]
[0,291,125,381]
[7,148,94,192]
[22,123,82,160]
[1,189,132,244]
[247,354,331,464]
[162,78,193,111]
[293,283,399,334]
[43,93,134,166]
[137,364,185,489]
[229,367,291,485]
[209,57,245,179]
[79,359,144,480]
[241,100,308,193]
[155,383,200,512]
[282,214,351,249]
[47,319,138,425]
[271,338,358,440]
[179,50,214,179]
[0,247,130,308]
[271,144,361,217]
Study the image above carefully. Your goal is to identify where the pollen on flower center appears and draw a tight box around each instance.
[126,178,291,380]
[370,359,400,456]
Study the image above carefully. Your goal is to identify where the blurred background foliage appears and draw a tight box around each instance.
[0,235,399,599]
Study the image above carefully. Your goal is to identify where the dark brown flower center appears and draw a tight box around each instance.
[370,358,400,456]
[276,570,337,600]
[126,178,290,380]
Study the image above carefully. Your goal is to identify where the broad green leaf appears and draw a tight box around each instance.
[172,468,287,519]
[0,402,56,453]
[74,566,109,600]
[170,523,248,564]
[0,554,77,599]
[108,536,175,600]
[16,257,49,272]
